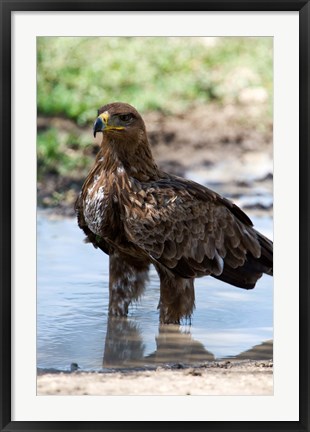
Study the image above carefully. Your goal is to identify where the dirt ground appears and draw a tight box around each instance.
[37,360,273,396]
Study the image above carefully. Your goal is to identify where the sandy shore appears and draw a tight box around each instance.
[37,360,273,396]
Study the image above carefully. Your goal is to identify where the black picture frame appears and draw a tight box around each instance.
[1,1,309,431]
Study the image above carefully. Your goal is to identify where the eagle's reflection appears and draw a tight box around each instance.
[145,324,215,364]
[103,316,273,368]
[103,316,214,368]
[103,317,145,367]
[234,339,273,361]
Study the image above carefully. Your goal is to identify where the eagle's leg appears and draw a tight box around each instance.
[155,265,195,324]
[108,252,150,317]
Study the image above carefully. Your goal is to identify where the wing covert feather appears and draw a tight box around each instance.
[123,177,262,278]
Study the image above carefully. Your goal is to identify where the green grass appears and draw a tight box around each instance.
[37,127,92,179]
[37,36,272,124]
[37,36,273,178]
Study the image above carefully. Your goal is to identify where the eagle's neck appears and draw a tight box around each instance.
[99,136,160,181]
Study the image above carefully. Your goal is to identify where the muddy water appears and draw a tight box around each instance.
[37,208,273,372]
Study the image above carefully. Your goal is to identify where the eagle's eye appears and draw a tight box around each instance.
[119,113,134,122]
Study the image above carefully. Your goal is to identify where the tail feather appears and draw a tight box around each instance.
[255,230,273,276]
[213,230,273,289]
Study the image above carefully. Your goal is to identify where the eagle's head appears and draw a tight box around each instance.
[92,102,158,179]
[93,102,146,143]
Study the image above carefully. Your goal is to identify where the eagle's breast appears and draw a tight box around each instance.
[83,174,109,236]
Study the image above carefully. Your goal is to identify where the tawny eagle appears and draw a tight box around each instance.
[75,102,273,324]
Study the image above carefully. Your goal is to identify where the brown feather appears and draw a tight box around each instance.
[76,102,273,323]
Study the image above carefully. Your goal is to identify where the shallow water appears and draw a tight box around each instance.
[37,210,273,372]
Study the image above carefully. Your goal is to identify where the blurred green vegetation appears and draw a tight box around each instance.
[38,36,272,123]
[37,128,91,177]
[37,36,273,180]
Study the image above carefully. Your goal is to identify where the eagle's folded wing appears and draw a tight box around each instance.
[123,177,268,285]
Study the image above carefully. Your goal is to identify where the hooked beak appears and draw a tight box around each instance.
[93,112,109,138]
